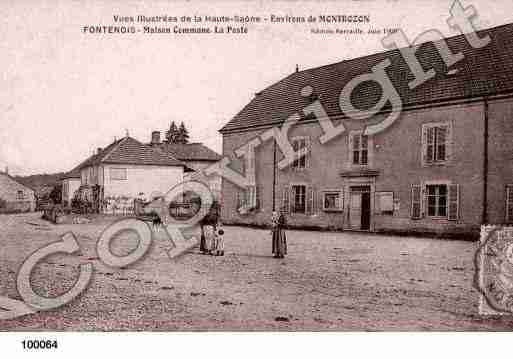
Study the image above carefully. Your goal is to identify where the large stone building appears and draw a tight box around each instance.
[218,23,513,238]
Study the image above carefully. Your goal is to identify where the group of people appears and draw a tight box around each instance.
[198,208,288,259]
[199,225,225,256]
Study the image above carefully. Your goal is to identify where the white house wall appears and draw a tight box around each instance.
[62,178,81,205]
[102,164,183,200]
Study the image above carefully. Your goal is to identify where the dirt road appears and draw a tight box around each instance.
[1,212,512,330]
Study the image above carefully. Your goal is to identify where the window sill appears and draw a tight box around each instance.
[323,208,343,212]
[426,216,449,220]
[423,161,448,167]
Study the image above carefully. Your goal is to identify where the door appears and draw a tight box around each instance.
[349,185,371,230]
[361,192,371,230]
[349,192,362,230]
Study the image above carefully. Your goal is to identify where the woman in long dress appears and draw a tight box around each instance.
[271,210,287,258]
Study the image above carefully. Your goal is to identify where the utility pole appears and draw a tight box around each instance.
[272,139,277,211]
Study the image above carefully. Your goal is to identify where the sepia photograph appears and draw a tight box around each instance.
[2,0,513,356]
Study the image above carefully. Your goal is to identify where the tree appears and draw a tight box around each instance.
[165,121,179,143]
[176,121,190,144]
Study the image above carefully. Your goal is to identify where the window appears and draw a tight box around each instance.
[411,182,459,220]
[282,185,315,215]
[323,190,343,211]
[292,185,306,213]
[110,168,127,181]
[375,191,394,215]
[292,137,309,170]
[351,133,368,165]
[426,184,447,217]
[422,122,451,165]
[237,185,259,211]
[17,190,25,200]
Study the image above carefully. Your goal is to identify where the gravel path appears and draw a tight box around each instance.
[1,212,512,331]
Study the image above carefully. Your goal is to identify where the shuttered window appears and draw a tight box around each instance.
[351,133,368,165]
[292,137,309,170]
[292,185,306,213]
[422,122,451,165]
[426,184,447,217]
[412,183,459,220]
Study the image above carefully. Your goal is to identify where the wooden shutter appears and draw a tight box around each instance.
[339,189,344,211]
[246,186,251,208]
[506,185,513,223]
[282,185,290,213]
[348,134,354,164]
[426,127,435,163]
[445,123,453,162]
[255,184,260,210]
[306,186,314,215]
[411,184,422,219]
[448,184,459,221]
[374,192,381,215]
[304,137,310,169]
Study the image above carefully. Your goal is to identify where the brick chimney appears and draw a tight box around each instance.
[97,147,102,155]
[151,131,161,145]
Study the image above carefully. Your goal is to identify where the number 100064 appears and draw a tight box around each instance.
[22,339,58,350]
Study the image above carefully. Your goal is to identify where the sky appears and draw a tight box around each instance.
[1,0,512,176]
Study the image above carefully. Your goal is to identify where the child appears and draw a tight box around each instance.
[210,226,225,256]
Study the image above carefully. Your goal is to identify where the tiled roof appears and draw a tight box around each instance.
[155,143,222,162]
[78,137,185,168]
[220,22,513,133]
[61,163,84,179]
[0,172,36,192]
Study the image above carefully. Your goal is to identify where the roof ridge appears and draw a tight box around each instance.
[0,172,36,192]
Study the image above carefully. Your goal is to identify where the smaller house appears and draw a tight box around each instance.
[148,131,222,199]
[0,169,36,213]
[61,166,82,206]
[76,134,187,214]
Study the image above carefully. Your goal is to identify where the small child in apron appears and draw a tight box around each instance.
[210,226,225,256]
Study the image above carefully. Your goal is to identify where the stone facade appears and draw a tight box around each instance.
[220,96,513,238]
